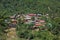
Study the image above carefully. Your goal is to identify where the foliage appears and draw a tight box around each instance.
[0,0,60,40]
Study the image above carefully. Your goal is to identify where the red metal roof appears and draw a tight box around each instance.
[28,14,36,16]
[40,20,45,23]
[35,23,42,26]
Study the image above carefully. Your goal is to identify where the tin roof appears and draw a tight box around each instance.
[28,14,36,16]
[35,23,43,26]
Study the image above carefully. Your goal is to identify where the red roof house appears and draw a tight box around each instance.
[28,14,36,16]
[35,22,43,26]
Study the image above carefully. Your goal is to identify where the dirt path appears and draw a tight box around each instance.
[6,28,18,40]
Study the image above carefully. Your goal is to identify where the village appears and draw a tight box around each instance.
[0,0,60,40]
[5,13,49,31]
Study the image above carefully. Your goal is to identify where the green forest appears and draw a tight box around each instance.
[0,0,60,40]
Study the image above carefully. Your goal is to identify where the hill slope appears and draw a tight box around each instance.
[0,0,60,17]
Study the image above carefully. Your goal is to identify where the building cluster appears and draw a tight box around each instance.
[5,13,48,31]
[23,14,46,31]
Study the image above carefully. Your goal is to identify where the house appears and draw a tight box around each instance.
[35,22,43,26]
[24,15,31,24]
[28,14,36,16]
[32,22,41,29]
[24,15,31,19]
[35,20,46,26]
[40,20,45,23]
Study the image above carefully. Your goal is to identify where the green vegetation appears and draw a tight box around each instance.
[0,0,60,16]
[0,0,60,40]
[16,15,60,40]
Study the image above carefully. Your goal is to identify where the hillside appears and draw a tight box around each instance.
[0,0,60,16]
[0,0,60,40]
